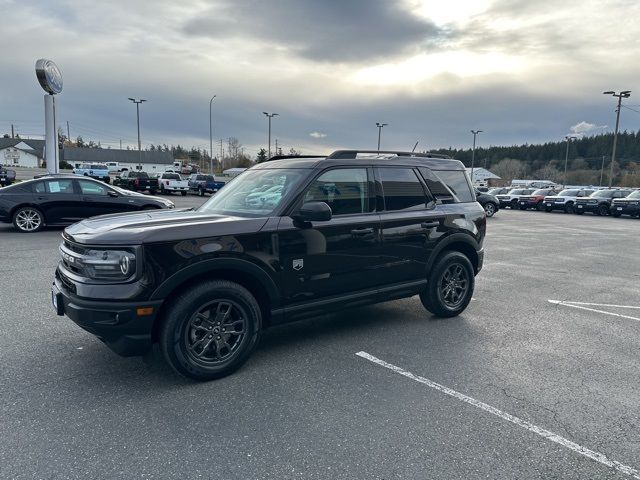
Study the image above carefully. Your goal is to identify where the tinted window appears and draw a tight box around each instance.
[46,180,74,194]
[163,174,181,180]
[304,168,369,216]
[434,170,475,202]
[78,180,108,195]
[380,168,429,211]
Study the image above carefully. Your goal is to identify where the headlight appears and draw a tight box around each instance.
[165,200,175,209]
[78,249,136,280]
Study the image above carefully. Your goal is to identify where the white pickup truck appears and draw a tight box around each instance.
[157,172,189,196]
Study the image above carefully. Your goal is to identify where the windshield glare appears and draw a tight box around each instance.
[558,190,579,196]
[198,168,307,217]
[591,190,614,198]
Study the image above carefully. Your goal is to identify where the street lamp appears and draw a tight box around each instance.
[209,95,216,173]
[376,122,387,152]
[602,90,631,187]
[128,98,147,170]
[263,112,278,158]
[470,130,483,182]
[563,135,578,186]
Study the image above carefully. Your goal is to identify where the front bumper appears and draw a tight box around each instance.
[53,276,163,356]
[544,201,566,210]
[575,203,601,213]
[612,204,640,216]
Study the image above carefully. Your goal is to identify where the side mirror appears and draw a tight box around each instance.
[107,190,118,198]
[296,201,332,222]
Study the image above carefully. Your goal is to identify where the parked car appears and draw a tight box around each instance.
[113,170,157,194]
[495,188,535,209]
[475,189,499,217]
[543,188,595,213]
[0,175,174,232]
[0,166,16,187]
[157,172,189,196]
[518,188,558,211]
[611,190,640,218]
[72,163,110,183]
[52,149,486,380]
[574,189,634,215]
[105,161,129,173]
[188,174,226,196]
[487,187,512,196]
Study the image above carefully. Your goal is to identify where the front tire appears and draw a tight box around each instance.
[199,187,205,197]
[510,199,518,209]
[597,204,609,216]
[420,252,474,318]
[159,280,262,381]
[13,206,44,233]
[181,191,187,196]
[564,203,574,214]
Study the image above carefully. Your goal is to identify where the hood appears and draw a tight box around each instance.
[64,209,269,245]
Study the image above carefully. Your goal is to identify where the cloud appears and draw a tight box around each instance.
[181,0,444,63]
[309,132,327,138]
[570,122,607,135]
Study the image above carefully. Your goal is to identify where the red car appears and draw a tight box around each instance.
[518,188,558,211]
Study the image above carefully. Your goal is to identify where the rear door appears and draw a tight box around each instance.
[376,166,442,285]
[36,179,80,223]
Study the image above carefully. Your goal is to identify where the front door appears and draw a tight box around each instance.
[76,179,134,217]
[36,179,81,224]
[277,167,384,306]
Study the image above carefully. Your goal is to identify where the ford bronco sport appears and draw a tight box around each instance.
[52,150,486,380]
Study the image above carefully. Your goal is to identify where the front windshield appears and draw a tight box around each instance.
[488,188,503,195]
[591,190,614,198]
[532,189,550,195]
[558,189,579,196]
[624,190,640,199]
[509,189,526,194]
[198,168,307,217]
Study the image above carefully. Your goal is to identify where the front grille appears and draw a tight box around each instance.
[58,270,77,294]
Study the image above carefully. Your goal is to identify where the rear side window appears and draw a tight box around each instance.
[432,170,474,203]
[379,168,431,211]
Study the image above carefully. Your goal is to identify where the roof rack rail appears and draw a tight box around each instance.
[327,149,451,159]
[260,154,325,163]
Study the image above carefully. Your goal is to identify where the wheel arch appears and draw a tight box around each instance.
[427,234,481,275]
[10,203,46,222]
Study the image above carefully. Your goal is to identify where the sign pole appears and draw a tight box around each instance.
[35,58,63,175]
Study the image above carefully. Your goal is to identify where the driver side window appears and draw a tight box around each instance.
[303,168,369,216]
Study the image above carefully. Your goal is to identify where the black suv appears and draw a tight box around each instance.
[52,150,486,380]
[574,189,634,215]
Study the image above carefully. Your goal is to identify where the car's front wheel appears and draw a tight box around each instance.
[159,280,262,381]
[199,187,205,197]
[597,204,609,216]
[13,206,44,233]
[510,199,518,209]
[564,203,574,214]
[483,202,497,217]
[420,251,474,318]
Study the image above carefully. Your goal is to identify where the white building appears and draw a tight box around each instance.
[0,139,45,168]
[465,167,501,185]
[62,147,174,173]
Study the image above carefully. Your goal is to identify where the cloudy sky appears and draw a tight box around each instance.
[1,0,639,158]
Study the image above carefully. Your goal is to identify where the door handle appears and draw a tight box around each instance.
[351,227,374,236]
[420,221,440,229]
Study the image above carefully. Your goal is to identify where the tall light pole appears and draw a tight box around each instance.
[602,90,631,187]
[209,95,216,173]
[563,135,577,186]
[128,98,146,170]
[376,122,387,152]
[263,112,278,158]
[470,130,483,183]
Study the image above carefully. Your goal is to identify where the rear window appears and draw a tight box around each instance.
[379,167,431,211]
[90,164,106,169]
[433,170,475,203]
[163,174,181,180]
[131,172,149,179]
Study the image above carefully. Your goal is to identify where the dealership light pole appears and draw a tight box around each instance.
[563,135,578,185]
[376,122,387,153]
[263,112,278,158]
[35,59,63,174]
[602,90,631,187]
[128,98,146,170]
[209,95,216,173]
[470,129,483,182]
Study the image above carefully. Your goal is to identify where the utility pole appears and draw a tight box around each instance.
[376,122,387,152]
[470,130,483,183]
[602,90,631,187]
[119,139,122,150]
[599,155,606,187]
[66,121,70,143]
[274,139,278,156]
[563,135,576,186]
[263,112,278,158]
[11,124,14,139]
[209,95,216,174]
[128,98,147,171]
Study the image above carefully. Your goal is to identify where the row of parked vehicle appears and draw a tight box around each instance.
[489,186,640,218]
[112,171,226,196]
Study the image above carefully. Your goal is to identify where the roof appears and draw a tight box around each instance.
[0,138,45,158]
[62,147,174,165]
[466,167,500,180]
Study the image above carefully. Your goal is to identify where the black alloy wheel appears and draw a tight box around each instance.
[597,204,609,216]
[484,202,496,217]
[160,280,261,380]
[420,251,474,317]
[13,207,44,233]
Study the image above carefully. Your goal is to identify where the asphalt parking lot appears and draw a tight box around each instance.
[1,202,638,479]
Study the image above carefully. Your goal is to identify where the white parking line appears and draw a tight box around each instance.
[551,301,640,310]
[356,351,640,479]
[548,300,640,323]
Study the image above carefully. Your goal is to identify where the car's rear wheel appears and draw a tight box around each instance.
[420,252,474,318]
[159,280,261,380]
[483,202,496,217]
[597,204,609,216]
[13,206,44,233]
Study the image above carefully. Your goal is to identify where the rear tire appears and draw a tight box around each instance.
[159,280,262,381]
[420,252,474,318]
